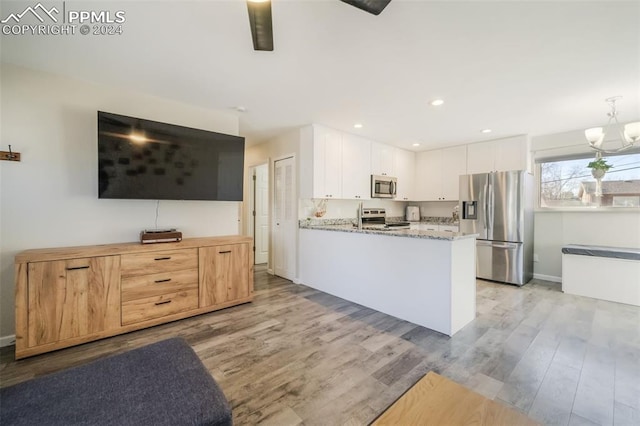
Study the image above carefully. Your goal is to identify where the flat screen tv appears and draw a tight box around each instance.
[98,111,244,201]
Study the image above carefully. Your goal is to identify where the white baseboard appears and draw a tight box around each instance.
[267,268,274,275]
[0,334,16,348]
[293,277,302,284]
[533,273,562,283]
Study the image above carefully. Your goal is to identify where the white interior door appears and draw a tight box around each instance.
[273,156,296,280]
[254,163,269,264]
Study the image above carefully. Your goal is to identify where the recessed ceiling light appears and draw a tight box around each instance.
[412,143,421,147]
[354,123,363,129]
[430,99,444,106]
[481,129,492,133]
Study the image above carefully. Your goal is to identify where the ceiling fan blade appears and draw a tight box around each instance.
[340,0,392,15]
[247,0,274,51]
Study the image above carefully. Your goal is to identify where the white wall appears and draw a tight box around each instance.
[534,211,640,281]
[244,128,300,272]
[531,129,640,281]
[414,201,458,219]
[0,64,242,340]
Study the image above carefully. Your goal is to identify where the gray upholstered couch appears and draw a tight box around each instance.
[0,338,232,426]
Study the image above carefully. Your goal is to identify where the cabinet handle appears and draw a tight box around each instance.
[66,266,89,270]
[155,300,172,306]
[219,250,232,254]
[154,278,171,283]
[154,257,171,261]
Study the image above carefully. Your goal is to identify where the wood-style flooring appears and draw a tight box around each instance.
[1,265,638,426]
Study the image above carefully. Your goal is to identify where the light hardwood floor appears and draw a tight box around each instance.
[1,265,638,425]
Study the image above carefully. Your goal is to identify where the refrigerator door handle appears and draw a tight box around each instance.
[491,243,518,249]
[483,183,489,231]
[488,183,494,234]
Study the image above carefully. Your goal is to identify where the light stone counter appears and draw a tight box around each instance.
[298,223,474,241]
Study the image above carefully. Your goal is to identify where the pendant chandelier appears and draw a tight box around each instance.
[584,96,640,154]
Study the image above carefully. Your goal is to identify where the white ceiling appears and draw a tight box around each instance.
[1,0,639,150]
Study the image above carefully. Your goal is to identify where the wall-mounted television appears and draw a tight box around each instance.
[98,111,244,201]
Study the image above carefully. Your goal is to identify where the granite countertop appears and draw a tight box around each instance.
[388,216,460,226]
[299,222,476,241]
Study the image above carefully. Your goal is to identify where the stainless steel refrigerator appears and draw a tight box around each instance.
[459,171,534,286]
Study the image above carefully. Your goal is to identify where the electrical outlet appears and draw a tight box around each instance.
[533,254,539,262]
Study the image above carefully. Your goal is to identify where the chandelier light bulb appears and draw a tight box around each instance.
[624,122,640,143]
[585,127,604,146]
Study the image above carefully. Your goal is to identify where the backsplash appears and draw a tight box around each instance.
[299,198,405,220]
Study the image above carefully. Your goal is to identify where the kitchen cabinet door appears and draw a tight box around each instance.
[342,133,371,199]
[199,244,250,307]
[440,145,467,200]
[466,141,495,174]
[414,150,442,201]
[494,136,528,172]
[415,146,466,201]
[27,256,121,347]
[394,148,415,201]
[466,136,529,174]
[371,142,395,176]
[312,125,342,198]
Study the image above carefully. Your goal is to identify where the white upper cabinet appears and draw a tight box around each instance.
[466,135,530,174]
[300,124,343,199]
[300,124,372,200]
[371,142,396,176]
[414,145,467,201]
[342,133,371,200]
[394,148,415,201]
[441,145,467,200]
[415,150,441,201]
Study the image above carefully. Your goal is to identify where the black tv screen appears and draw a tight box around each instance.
[98,111,244,201]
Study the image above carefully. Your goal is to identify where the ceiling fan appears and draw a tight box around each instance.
[246,0,392,51]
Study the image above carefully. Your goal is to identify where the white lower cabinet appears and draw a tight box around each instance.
[410,223,459,232]
[438,225,459,233]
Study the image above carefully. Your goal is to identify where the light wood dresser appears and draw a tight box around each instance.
[14,236,253,359]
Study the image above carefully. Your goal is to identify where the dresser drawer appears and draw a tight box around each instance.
[121,288,198,325]
[121,248,197,277]
[122,269,198,302]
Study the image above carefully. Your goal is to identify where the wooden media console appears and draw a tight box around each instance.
[14,236,253,359]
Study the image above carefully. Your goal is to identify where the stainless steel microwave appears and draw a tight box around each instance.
[371,175,397,198]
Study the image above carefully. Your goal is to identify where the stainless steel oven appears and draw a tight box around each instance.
[371,175,397,198]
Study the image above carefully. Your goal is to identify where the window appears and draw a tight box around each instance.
[539,153,640,208]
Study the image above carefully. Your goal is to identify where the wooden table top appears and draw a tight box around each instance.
[372,371,539,426]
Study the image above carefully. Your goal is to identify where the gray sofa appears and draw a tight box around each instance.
[0,337,232,426]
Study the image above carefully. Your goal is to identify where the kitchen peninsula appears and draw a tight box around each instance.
[298,222,477,336]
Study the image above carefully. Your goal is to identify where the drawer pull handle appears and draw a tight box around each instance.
[155,300,172,306]
[154,278,172,283]
[154,257,171,261]
[66,266,90,270]
[219,250,232,254]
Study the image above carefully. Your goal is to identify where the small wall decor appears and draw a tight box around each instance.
[0,145,21,162]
